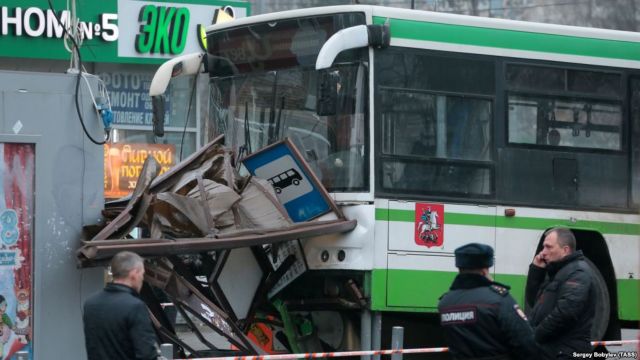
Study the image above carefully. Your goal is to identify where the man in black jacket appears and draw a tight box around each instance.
[525,227,596,359]
[439,243,539,360]
[83,251,161,360]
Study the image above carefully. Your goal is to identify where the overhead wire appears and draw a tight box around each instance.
[47,0,110,145]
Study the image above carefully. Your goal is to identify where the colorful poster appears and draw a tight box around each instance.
[0,143,35,359]
[104,143,176,199]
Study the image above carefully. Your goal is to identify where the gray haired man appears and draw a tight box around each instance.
[83,251,161,360]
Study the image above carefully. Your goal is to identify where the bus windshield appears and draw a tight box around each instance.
[207,13,369,192]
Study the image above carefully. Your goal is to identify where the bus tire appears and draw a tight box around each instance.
[585,257,610,341]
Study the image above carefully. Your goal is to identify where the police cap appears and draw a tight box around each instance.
[454,243,494,269]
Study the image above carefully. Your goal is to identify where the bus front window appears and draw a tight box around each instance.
[205,12,368,193]
[209,63,367,192]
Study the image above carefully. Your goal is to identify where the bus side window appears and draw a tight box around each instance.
[504,63,627,209]
[446,98,492,161]
[379,89,492,196]
[376,47,495,198]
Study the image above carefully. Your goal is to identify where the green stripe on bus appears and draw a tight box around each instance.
[372,16,640,62]
[617,278,640,320]
[375,209,640,235]
[370,269,523,311]
[371,269,640,320]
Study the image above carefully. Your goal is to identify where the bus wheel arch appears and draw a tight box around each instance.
[529,228,620,341]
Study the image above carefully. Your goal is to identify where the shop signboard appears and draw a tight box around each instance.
[104,143,176,198]
[0,0,250,64]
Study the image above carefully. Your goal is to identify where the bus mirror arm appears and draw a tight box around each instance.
[149,52,208,137]
[315,24,390,70]
[367,23,391,48]
[149,52,207,97]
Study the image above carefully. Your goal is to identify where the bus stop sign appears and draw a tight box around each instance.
[243,140,331,222]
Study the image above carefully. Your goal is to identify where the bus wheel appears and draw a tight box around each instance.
[585,258,610,341]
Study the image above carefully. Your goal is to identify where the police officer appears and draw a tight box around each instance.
[438,243,538,360]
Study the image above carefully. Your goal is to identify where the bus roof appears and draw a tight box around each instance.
[209,5,640,42]
[207,5,640,68]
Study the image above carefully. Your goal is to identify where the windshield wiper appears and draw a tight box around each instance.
[238,101,251,159]
[272,96,285,144]
[267,72,279,144]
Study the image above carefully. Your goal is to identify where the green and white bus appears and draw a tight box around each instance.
[151,4,639,353]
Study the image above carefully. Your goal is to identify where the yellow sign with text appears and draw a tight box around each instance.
[104,143,175,199]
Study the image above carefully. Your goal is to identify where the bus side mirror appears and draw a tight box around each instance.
[317,71,339,116]
[152,96,165,137]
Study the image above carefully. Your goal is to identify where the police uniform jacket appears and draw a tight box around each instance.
[438,273,538,360]
[83,283,160,360]
[525,250,595,359]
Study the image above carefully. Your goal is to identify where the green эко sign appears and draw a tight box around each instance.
[0,0,249,64]
[136,5,190,55]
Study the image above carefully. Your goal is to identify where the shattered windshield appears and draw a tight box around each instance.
[206,13,368,193]
[210,64,367,192]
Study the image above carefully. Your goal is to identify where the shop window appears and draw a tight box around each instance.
[98,67,201,199]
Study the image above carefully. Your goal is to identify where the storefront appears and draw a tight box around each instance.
[0,2,248,358]
[0,0,250,199]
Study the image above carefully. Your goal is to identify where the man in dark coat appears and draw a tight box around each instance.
[438,243,539,360]
[83,251,161,360]
[526,227,596,359]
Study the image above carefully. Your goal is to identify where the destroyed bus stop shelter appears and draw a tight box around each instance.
[76,135,357,357]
